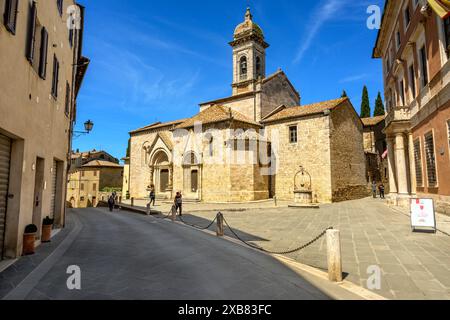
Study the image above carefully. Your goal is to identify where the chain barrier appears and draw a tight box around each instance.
[222,215,333,255]
[151,207,172,220]
[152,208,332,257]
[178,214,218,230]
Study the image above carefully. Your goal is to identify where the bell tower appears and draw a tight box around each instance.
[230,8,269,95]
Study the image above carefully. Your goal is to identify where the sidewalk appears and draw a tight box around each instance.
[121,197,450,300]
[120,198,287,214]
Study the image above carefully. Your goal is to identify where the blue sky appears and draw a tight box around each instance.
[74,0,385,160]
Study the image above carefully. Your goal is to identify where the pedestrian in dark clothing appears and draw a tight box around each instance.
[174,192,183,216]
[379,184,385,199]
[372,181,377,198]
[108,195,115,212]
[149,185,156,207]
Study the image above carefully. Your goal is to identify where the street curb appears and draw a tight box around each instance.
[2,213,83,300]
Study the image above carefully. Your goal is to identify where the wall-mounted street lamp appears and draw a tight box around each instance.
[72,120,94,139]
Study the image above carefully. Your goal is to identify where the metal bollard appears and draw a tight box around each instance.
[274,196,277,207]
[171,206,176,222]
[216,213,224,237]
[146,203,151,216]
[131,197,134,207]
[326,229,343,282]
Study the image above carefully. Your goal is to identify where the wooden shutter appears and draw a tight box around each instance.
[57,0,63,16]
[26,1,38,63]
[4,0,19,34]
[39,27,48,79]
[65,82,70,115]
[52,55,60,98]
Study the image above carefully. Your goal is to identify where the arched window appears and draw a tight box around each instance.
[240,56,247,80]
[183,152,199,166]
[256,56,261,77]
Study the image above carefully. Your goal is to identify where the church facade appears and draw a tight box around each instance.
[127,9,368,204]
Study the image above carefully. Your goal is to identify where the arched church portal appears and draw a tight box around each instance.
[149,149,173,196]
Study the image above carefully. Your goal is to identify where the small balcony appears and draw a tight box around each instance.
[385,105,411,125]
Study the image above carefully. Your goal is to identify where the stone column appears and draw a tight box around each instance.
[408,133,417,195]
[167,164,173,191]
[149,166,154,187]
[395,133,409,195]
[387,138,397,194]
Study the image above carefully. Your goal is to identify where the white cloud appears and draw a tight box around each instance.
[339,73,367,83]
[293,0,346,64]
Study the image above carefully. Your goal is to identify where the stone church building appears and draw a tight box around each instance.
[127,9,367,204]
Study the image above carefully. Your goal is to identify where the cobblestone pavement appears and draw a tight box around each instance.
[170,198,450,300]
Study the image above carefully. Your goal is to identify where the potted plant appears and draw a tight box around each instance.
[41,216,54,243]
[23,224,38,255]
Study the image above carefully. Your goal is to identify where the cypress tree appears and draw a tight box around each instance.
[360,85,371,118]
[126,138,131,158]
[374,92,385,116]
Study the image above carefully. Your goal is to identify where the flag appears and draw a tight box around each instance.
[428,0,450,19]
[382,149,388,160]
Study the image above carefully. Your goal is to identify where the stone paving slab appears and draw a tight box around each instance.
[141,198,450,300]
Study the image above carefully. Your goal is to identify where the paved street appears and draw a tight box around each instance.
[0,208,333,300]
[139,198,450,300]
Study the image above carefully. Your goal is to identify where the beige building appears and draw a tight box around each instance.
[122,156,130,200]
[362,116,389,190]
[70,149,119,170]
[0,0,88,260]
[126,9,368,204]
[67,160,123,208]
[373,0,450,214]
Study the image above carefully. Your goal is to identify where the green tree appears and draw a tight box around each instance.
[360,85,371,118]
[374,92,385,116]
[126,138,131,158]
[341,90,348,98]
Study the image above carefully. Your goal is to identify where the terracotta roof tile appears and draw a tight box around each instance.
[361,115,386,127]
[175,105,261,129]
[130,119,189,134]
[82,160,123,168]
[261,97,348,123]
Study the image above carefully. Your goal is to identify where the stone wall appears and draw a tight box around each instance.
[99,167,124,190]
[130,131,160,198]
[265,115,333,203]
[261,73,300,119]
[329,102,368,202]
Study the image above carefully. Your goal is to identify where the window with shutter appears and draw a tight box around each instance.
[414,139,423,187]
[424,132,437,188]
[57,0,63,16]
[445,18,450,57]
[69,28,74,47]
[4,0,19,34]
[65,82,70,115]
[409,64,416,99]
[419,46,429,87]
[51,55,60,99]
[39,27,48,79]
[26,1,38,63]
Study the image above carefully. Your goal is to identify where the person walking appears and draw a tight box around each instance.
[174,192,183,216]
[379,183,385,199]
[108,194,115,212]
[372,180,377,199]
[149,184,156,207]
